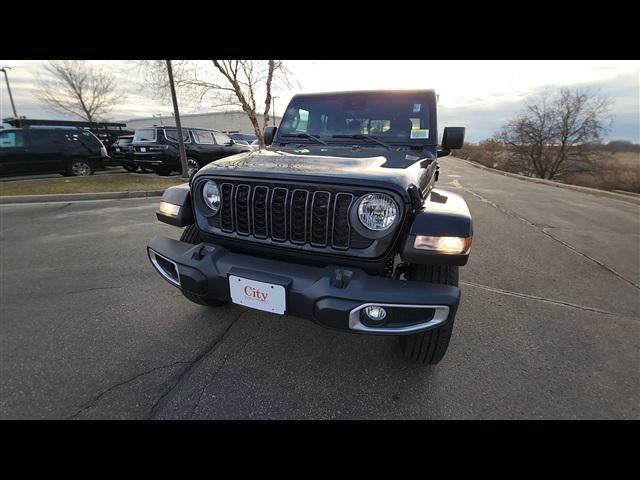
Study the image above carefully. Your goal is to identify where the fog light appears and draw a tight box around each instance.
[364,306,387,321]
[414,235,472,254]
[158,201,180,217]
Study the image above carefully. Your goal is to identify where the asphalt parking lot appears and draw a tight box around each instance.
[1,157,638,419]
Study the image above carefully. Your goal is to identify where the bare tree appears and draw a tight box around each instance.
[497,87,611,180]
[134,60,294,148]
[178,60,292,148]
[37,61,121,123]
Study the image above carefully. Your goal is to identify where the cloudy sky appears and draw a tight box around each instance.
[1,60,638,142]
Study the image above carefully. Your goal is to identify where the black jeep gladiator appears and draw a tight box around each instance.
[147,90,472,364]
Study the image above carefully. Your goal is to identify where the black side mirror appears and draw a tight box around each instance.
[264,126,277,146]
[228,138,235,146]
[441,127,465,150]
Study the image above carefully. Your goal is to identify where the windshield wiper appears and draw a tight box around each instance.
[332,134,391,149]
[280,133,327,145]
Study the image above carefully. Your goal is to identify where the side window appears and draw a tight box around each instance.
[213,132,231,145]
[0,131,26,148]
[165,129,191,143]
[34,130,64,147]
[194,131,215,144]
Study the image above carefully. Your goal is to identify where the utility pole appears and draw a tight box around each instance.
[0,66,19,119]
[272,96,277,126]
[165,60,189,180]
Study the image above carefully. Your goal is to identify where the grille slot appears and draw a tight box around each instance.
[270,188,288,241]
[311,191,331,246]
[235,184,251,235]
[220,183,234,232]
[252,186,269,239]
[332,193,354,249]
[203,180,371,251]
[289,189,309,244]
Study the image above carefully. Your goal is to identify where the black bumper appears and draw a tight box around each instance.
[147,235,460,335]
[134,153,178,168]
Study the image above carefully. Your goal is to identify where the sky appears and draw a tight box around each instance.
[1,60,638,142]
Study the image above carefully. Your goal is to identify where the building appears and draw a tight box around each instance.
[123,111,282,136]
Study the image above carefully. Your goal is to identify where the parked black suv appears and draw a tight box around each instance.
[131,126,252,176]
[109,135,137,172]
[0,127,109,177]
[148,90,471,364]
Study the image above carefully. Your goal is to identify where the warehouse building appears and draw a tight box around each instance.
[123,111,282,135]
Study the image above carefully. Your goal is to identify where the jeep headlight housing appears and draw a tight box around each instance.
[357,193,398,231]
[202,180,221,214]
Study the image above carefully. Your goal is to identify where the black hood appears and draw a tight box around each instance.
[194,145,437,200]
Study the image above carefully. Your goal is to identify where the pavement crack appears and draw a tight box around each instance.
[461,280,619,315]
[189,314,273,419]
[147,307,249,420]
[460,186,640,291]
[66,360,190,419]
[66,285,124,295]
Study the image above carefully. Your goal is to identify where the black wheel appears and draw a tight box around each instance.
[179,224,228,307]
[155,166,172,176]
[122,162,138,172]
[67,158,94,176]
[398,264,459,365]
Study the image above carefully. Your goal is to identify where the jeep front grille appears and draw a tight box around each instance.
[208,181,370,250]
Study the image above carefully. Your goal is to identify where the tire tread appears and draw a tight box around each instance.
[399,264,458,365]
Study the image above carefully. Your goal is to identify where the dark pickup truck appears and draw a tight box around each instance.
[147,90,472,364]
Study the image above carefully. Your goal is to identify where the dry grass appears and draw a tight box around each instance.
[566,152,640,192]
[459,145,640,193]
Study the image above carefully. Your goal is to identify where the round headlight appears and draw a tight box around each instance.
[202,181,221,214]
[357,193,398,231]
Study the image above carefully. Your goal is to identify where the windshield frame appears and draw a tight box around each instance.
[275,91,438,147]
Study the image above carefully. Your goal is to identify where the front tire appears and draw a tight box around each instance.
[67,158,94,176]
[399,264,459,365]
[122,162,138,172]
[155,166,172,176]
[179,224,228,307]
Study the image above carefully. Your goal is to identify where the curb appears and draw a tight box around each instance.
[456,158,640,206]
[0,190,165,205]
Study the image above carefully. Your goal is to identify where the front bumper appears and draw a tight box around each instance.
[147,235,460,335]
[134,153,178,168]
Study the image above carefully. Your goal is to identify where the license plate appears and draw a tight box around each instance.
[140,147,146,152]
[115,147,121,152]
[229,275,286,314]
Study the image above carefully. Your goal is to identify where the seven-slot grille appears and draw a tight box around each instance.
[207,181,369,250]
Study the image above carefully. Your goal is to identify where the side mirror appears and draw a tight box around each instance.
[441,127,465,150]
[228,138,235,146]
[264,126,277,146]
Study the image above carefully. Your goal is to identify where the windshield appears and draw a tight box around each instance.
[278,92,435,144]
[133,128,156,142]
